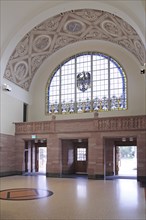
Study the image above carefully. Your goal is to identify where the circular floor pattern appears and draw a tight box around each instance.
[0,188,53,201]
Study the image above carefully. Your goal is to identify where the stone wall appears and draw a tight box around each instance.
[0,115,146,185]
[0,133,17,176]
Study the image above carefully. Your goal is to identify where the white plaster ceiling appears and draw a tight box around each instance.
[1,1,146,91]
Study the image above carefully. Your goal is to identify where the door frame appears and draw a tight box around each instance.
[24,139,47,174]
[74,144,88,174]
[104,137,137,179]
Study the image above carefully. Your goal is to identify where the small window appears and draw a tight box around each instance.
[77,148,86,161]
[23,103,28,122]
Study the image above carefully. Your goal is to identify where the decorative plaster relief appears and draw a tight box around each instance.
[15,115,146,135]
[33,35,51,52]
[95,116,146,131]
[15,122,51,134]
[64,20,86,34]
[4,9,145,91]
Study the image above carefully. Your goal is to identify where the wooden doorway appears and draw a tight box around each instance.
[62,139,88,175]
[74,143,88,174]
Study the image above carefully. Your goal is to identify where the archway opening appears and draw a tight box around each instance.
[24,139,47,175]
[61,139,88,177]
[104,137,137,179]
[118,146,137,177]
[38,147,47,173]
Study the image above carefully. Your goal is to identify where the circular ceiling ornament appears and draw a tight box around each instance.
[14,61,28,81]
[64,19,86,34]
[0,188,53,201]
[101,20,122,37]
[33,35,51,52]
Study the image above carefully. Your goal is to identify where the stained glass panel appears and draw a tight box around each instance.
[47,52,127,114]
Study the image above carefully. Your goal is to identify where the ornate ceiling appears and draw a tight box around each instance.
[4,9,145,91]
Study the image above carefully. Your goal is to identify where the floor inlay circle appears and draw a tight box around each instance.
[0,188,53,201]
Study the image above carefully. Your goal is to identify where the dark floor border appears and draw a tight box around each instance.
[106,175,137,180]
[46,173,61,178]
[88,174,104,180]
[0,171,22,177]
[137,176,146,187]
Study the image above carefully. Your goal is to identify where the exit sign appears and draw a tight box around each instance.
[31,134,37,139]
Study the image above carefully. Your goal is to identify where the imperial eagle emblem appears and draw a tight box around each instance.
[77,71,91,92]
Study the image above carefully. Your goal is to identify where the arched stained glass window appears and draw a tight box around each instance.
[46,52,127,114]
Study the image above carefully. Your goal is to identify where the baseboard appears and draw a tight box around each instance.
[88,174,104,180]
[137,176,146,187]
[0,171,22,177]
[46,172,61,178]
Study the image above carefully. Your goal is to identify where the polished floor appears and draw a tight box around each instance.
[0,175,145,220]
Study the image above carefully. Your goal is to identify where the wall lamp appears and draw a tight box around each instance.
[2,83,12,92]
[140,63,146,74]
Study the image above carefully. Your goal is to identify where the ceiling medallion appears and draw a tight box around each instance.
[77,71,91,92]
[33,35,51,52]
[101,20,121,36]
[64,19,85,34]
[14,61,28,81]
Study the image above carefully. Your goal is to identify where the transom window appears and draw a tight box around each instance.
[46,52,127,114]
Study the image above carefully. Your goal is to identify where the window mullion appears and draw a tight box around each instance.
[91,53,93,111]
[59,66,62,113]
[75,56,77,112]
[108,57,111,110]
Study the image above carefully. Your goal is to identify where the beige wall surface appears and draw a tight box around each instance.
[1,1,146,133]
[1,92,23,135]
[28,40,146,122]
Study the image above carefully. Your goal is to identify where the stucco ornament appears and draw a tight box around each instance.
[4,9,145,91]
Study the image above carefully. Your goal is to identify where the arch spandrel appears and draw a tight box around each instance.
[4,9,145,91]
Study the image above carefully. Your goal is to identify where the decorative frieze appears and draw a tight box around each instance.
[15,115,146,134]
[95,115,146,131]
[15,121,51,134]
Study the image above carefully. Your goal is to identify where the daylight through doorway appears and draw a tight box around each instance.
[118,146,137,177]
[38,147,47,173]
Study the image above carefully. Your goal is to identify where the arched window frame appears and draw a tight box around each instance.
[46,52,127,115]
